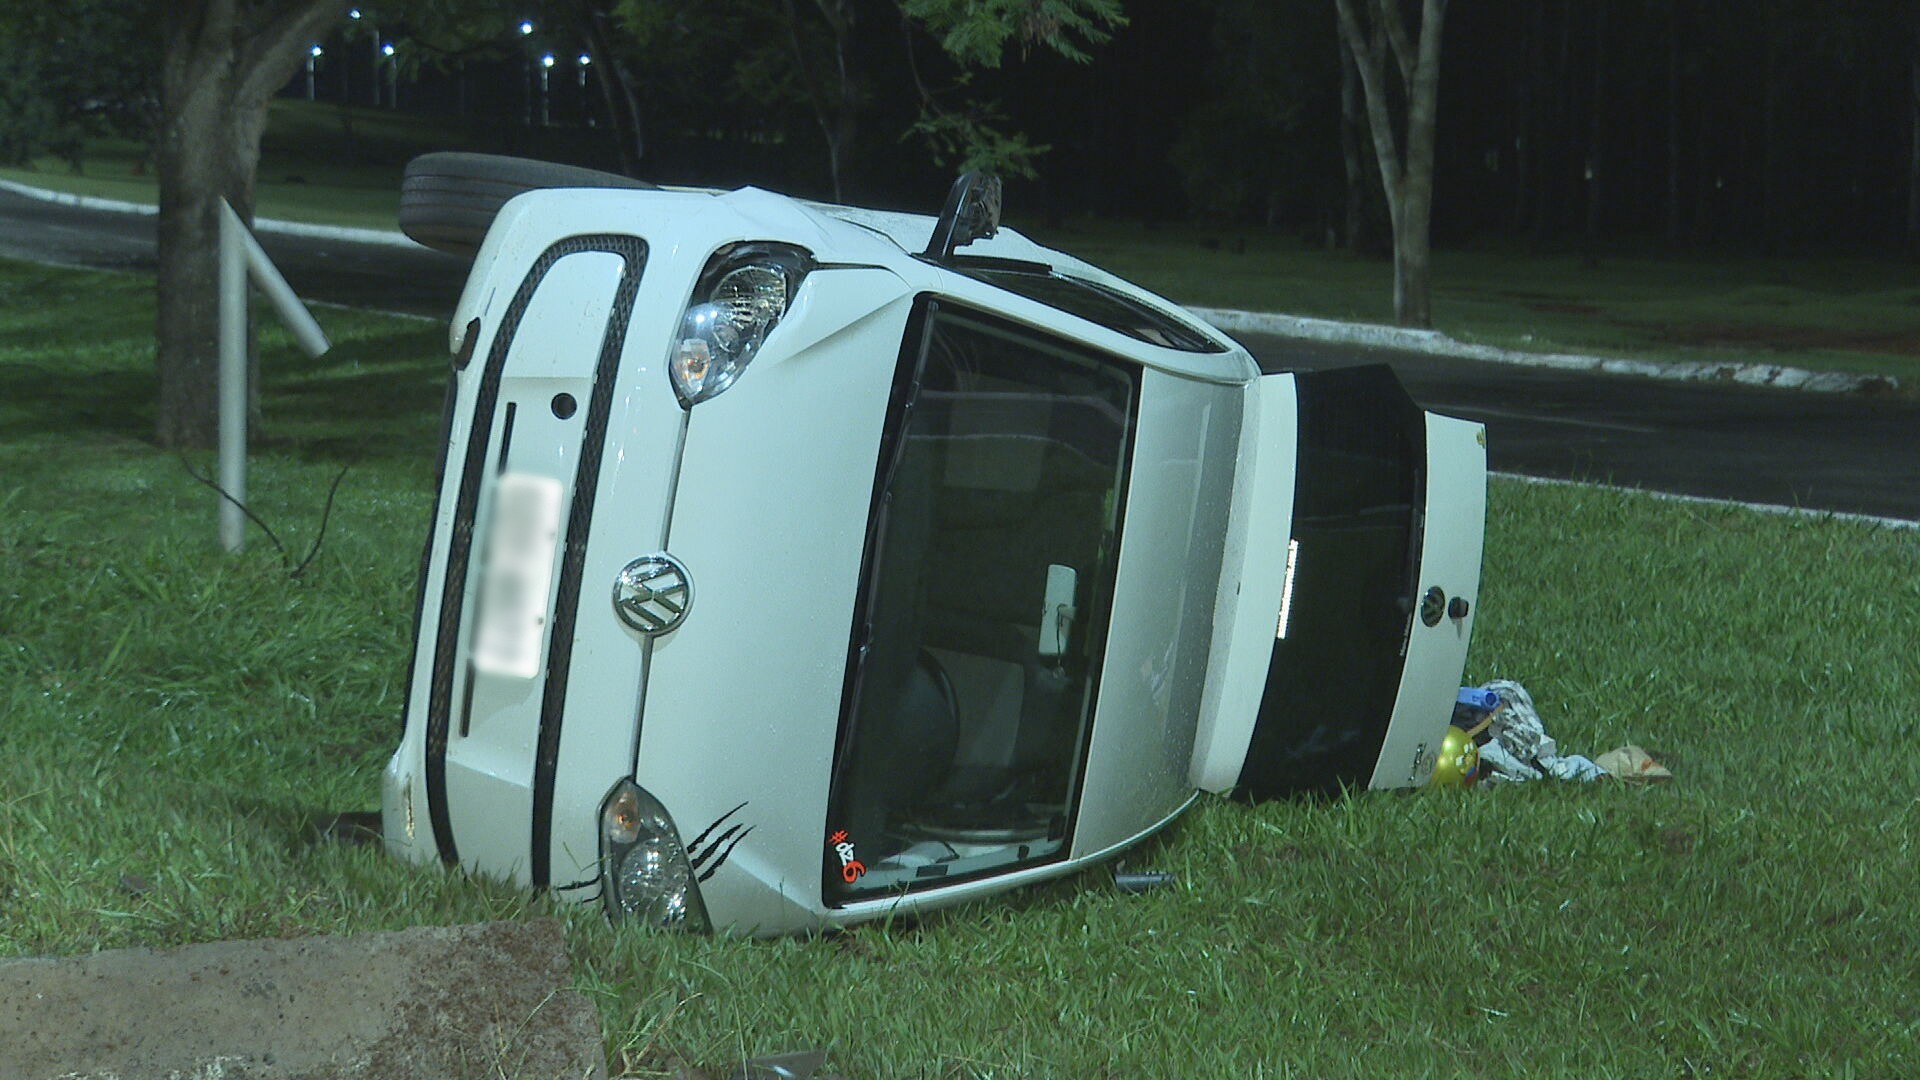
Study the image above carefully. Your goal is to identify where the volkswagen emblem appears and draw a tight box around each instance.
[612,554,692,636]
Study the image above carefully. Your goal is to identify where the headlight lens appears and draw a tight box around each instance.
[599,779,710,932]
[668,244,811,408]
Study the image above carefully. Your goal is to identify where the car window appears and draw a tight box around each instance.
[952,264,1226,353]
[824,301,1139,902]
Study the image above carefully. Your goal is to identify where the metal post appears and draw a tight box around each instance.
[218,204,249,552]
[228,205,330,357]
[217,201,332,553]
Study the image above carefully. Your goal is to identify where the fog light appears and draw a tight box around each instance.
[599,779,709,932]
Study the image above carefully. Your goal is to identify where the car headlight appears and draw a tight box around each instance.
[669,244,812,408]
[599,778,710,932]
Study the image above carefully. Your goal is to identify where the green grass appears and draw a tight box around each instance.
[4,256,1919,1076]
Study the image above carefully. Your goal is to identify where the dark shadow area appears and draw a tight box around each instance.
[261,360,449,464]
[0,363,158,441]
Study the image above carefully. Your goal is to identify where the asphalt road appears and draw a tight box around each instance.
[5,187,1917,523]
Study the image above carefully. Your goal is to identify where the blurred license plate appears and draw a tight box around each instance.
[471,473,564,678]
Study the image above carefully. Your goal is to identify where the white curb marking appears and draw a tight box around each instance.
[1190,306,1899,396]
[0,177,424,250]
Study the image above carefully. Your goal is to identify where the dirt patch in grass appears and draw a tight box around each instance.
[0,919,605,1079]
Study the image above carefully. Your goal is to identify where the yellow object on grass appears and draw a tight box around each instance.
[1429,726,1481,788]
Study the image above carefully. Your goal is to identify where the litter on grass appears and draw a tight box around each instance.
[1593,743,1673,782]
[1469,679,1665,785]
[1430,679,1674,789]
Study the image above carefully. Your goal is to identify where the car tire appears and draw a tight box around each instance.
[399,152,657,258]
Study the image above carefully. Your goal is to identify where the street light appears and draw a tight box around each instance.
[350,9,383,108]
[540,53,554,126]
[518,20,537,126]
[382,42,397,109]
[306,45,322,101]
[576,53,594,126]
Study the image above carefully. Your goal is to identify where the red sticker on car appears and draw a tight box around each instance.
[828,829,867,882]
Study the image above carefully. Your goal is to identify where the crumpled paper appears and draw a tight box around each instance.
[1478,679,1606,783]
[1594,743,1672,782]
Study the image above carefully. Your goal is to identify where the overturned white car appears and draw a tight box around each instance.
[382,157,1486,936]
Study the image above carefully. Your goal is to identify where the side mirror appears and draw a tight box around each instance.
[923,171,1002,261]
[1038,564,1077,660]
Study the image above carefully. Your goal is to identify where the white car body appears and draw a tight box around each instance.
[382,182,1486,936]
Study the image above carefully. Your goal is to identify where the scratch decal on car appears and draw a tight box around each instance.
[828,829,867,883]
[686,801,752,882]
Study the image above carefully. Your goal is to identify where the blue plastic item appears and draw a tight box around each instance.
[1457,687,1502,711]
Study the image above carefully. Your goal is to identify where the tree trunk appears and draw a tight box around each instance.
[1333,0,1446,328]
[1510,1,1540,236]
[585,11,644,173]
[1391,184,1432,327]
[155,49,265,449]
[1339,43,1365,250]
[1908,47,1919,257]
[1583,0,1605,266]
[153,1,349,450]
[1395,0,1444,328]
[824,0,858,203]
[1761,5,1784,251]
[1666,3,1683,245]
[781,0,857,202]
[1533,0,1574,249]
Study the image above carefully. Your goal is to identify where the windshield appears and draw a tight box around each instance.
[824,301,1138,903]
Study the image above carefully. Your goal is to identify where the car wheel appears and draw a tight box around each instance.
[399,152,657,259]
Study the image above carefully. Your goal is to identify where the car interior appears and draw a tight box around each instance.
[827,307,1136,899]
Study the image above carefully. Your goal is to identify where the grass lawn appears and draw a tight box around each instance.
[3,255,1919,1077]
[7,102,1920,387]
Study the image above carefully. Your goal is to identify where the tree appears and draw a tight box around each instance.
[0,1,155,169]
[397,0,654,174]
[900,0,1125,179]
[1166,0,1340,229]
[618,0,1122,202]
[1332,0,1447,327]
[154,1,354,449]
[781,0,862,201]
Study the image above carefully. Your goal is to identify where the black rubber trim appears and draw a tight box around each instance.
[398,318,478,746]
[424,237,644,869]
[496,402,518,473]
[529,236,648,888]
[823,299,939,812]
